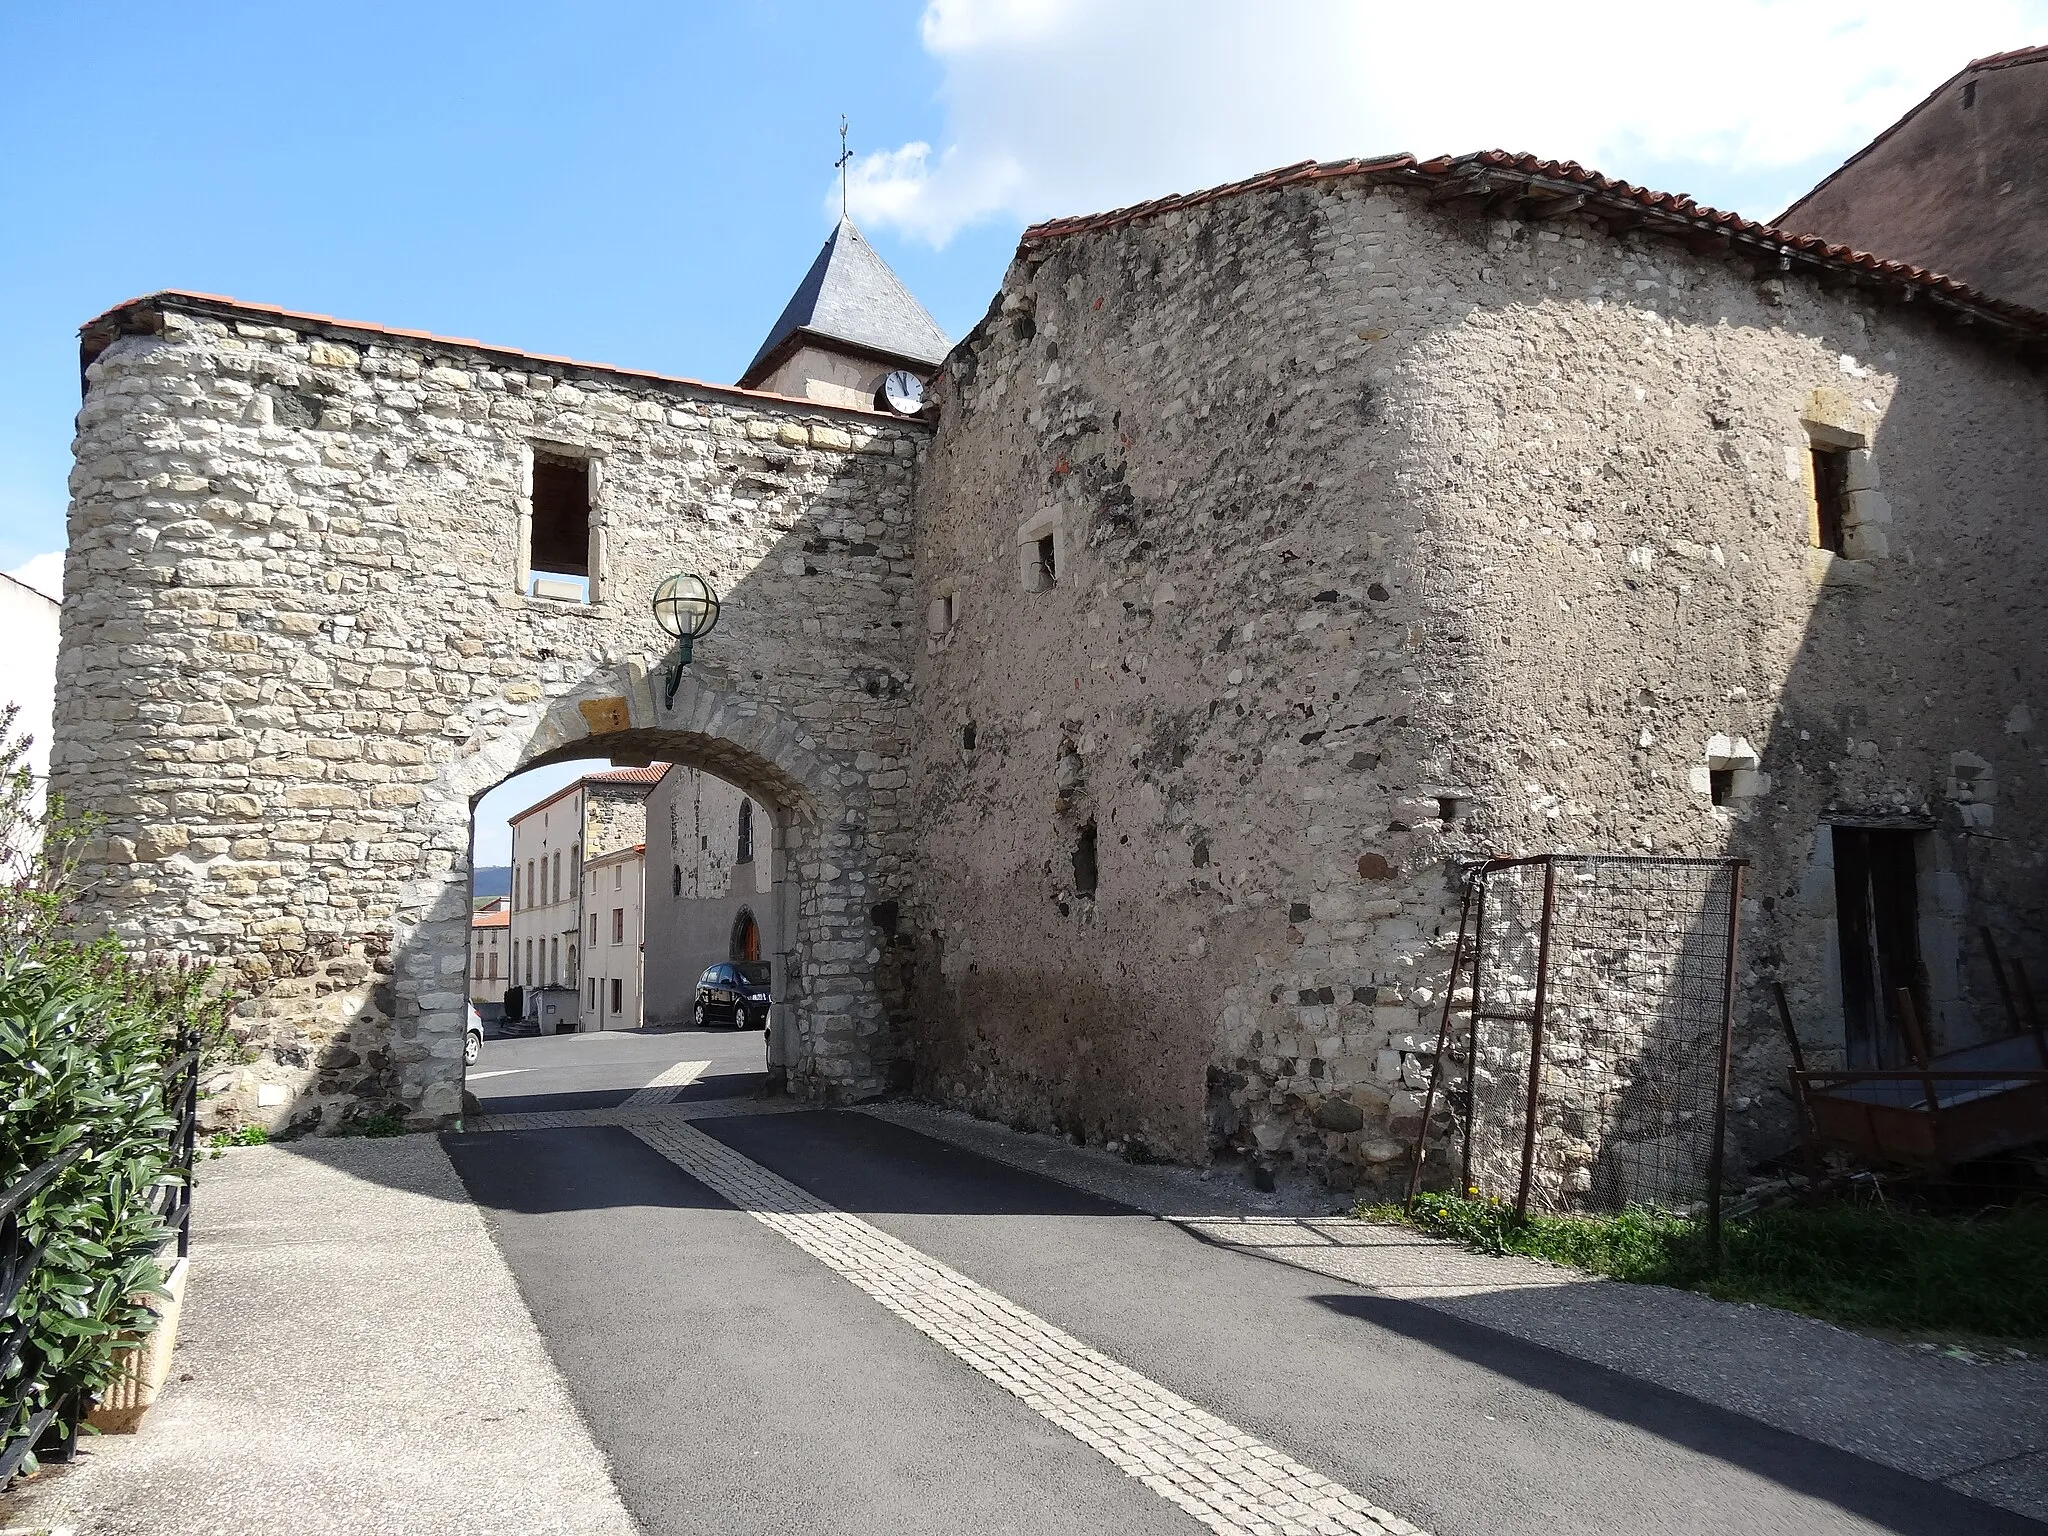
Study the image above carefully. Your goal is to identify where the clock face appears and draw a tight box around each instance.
[880,370,925,415]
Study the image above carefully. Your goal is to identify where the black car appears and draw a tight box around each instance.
[694,963,770,1029]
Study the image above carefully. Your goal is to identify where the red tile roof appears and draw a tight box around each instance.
[78,290,920,423]
[508,763,670,825]
[472,908,510,929]
[1017,151,2048,343]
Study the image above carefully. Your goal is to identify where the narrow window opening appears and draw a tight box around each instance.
[736,800,755,864]
[1436,795,1465,823]
[1073,819,1099,899]
[1963,79,1978,108]
[672,864,682,896]
[1708,768,1735,806]
[1036,534,1058,588]
[1811,445,1850,554]
[962,722,977,751]
[529,449,592,600]
[611,977,623,1015]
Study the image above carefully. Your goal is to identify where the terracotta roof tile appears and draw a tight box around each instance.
[1016,150,2048,343]
[472,908,510,929]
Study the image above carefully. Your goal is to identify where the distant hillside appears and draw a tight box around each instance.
[472,865,511,902]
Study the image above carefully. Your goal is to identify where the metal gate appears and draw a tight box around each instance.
[1409,855,1744,1242]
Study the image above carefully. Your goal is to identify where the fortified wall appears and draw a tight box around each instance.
[906,158,2048,1185]
[55,294,923,1130]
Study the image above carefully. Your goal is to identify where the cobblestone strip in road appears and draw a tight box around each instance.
[629,1119,1428,1536]
[619,1058,712,1106]
[464,1094,799,1134]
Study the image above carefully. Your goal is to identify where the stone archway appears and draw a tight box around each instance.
[403,662,900,1124]
[53,291,922,1135]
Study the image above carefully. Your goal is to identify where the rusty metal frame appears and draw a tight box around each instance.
[1409,854,1745,1243]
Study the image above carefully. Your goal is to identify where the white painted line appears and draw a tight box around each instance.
[619,1059,712,1107]
[628,1120,1428,1536]
[464,1068,533,1082]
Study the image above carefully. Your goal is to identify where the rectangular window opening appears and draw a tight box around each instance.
[1811,446,1850,555]
[1831,827,1927,1069]
[529,449,593,601]
[1708,768,1734,806]
[611,978,624,1015]
[1036,534,1058,588]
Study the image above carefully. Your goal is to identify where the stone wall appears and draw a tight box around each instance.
[55,294,924,1130]
[907,173,2048,1187]
[643,763,777,1025]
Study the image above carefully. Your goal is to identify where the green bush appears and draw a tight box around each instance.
[0,707,231,1471]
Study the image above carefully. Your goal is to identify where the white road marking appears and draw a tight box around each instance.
[620,1059,712,1107]
[628,1119,1428,1536]
[463,1068,533,1082]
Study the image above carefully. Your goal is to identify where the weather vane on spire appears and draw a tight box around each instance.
[836,114,853,220]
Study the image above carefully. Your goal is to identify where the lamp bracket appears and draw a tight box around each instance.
[663,635,695,710]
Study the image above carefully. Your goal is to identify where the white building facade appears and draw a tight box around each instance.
[469,899,507,1010]
[0,569,61,848]
[583,843,645,1030]
[504,767,659,1031]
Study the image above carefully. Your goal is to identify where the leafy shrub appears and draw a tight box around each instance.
[0,708,232,1471]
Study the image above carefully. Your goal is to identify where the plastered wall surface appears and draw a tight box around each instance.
[55,299,922,1130]
[907,178,2047,1185]
[644,764,776,1025]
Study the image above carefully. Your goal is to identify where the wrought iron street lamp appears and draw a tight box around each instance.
[653,572,720,708]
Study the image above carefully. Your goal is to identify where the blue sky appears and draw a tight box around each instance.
[0,1,1018,576]
[9,0,2042,859]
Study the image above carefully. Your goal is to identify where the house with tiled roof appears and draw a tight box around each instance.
[1776,45,2048,313]
[51,49,2048,1190]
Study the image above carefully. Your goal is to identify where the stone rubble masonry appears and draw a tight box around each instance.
[56,295,924,1131]
[906,175,2048,1186]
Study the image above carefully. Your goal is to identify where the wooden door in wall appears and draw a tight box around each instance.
[1832,827,1927,1068]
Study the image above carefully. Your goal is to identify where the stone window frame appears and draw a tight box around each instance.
[1799,414,1890,585]
[1688,733,1769,808]
[927,577,960,636]
[1017,508,1064,592]
[516,439,608,606]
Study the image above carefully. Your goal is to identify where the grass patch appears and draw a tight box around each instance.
[1363,1192,2048,1343]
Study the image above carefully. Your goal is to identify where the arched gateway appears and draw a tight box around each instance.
[55,291,924,1131]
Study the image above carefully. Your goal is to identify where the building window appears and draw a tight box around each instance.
[736,800,755,864]
[610,978,623,1016]
[512,865,521,909]
[550,937,559,985]
[528,447,593,602]
[552,851,562,905]
[1017,509,1063,591]
[524,939,533,987]
[612,908,625,944]
[614,863,624,891]
[526,860,536,910]
[489,950,499,982]
[928,581,958,635]
[588,977,597,1009]
[1811,445,1850,555]
[473,950,484,981]
[567,942,577,983]
[672,864,682,896]
[571,844,580,891]
[590,912,598,944]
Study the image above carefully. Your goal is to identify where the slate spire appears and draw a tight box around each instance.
[738,218,950,389]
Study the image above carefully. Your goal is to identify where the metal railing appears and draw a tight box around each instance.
[0,1028,200,1485]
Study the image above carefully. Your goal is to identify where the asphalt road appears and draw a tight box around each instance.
[465,1022,767,1112]
[441,1109,2039,1536]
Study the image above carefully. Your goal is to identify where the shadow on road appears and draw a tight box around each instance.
[1307,1291,2042,1536]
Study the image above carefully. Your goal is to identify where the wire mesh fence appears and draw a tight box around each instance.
[1415,855,1743,1236]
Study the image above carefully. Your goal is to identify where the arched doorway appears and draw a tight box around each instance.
[730,907,761,965]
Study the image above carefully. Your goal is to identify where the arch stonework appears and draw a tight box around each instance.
[54,293,921,1130]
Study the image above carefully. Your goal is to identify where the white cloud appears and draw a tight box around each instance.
[848,0,2048,244]
[6,551,63,602]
